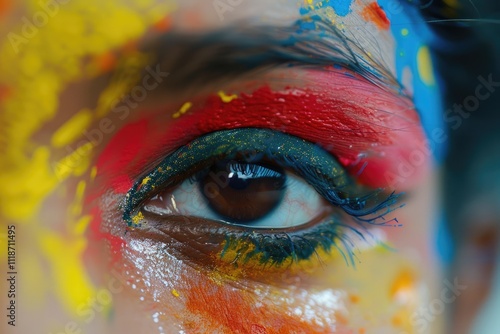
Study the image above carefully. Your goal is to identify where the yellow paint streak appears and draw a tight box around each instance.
[51,109,94,148]
[90,166,98,181]
[141,176,151,186]
[417,46,436,86]
[171,289,180,298]
[53,142,94,180]
[0,0,176,319]
[132,211,145,226]
[215,238,343,280]
[39,230,96,316]
[172,101,193,119]
[69,181,87,216]
[218,91,238,103]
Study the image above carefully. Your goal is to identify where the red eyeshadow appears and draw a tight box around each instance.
[96,68,428,193]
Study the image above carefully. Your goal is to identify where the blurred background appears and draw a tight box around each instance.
[426,0,500,332]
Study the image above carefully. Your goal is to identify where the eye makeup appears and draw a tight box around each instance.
[97,67,429,202]
[122,128,399,273]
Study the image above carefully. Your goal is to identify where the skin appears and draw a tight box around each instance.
[0,0,453,333]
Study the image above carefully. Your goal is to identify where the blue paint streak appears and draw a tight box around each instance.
[378,0,446,162]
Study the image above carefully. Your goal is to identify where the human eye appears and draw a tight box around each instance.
[123,127,398,271]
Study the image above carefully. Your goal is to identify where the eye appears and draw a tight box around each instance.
[123,128,399,268]
[143,160,326,229]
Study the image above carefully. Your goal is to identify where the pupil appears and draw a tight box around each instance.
[200,161,286,223]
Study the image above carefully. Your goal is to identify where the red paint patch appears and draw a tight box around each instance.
[95,119,149,193]
[362,2,390,30]
[95,68,428,194]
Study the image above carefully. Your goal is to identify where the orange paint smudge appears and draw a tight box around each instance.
[390,269,415,300]
[0,85,12,102]
[361,2,390,30]
[95,52,117,73]
[349,294,361,304]
[0,0,12,17]
[185,280,344,334]
[153,16,172,32]
[251,324,268,334]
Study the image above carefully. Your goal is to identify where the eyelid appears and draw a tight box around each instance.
[122,128,399,228]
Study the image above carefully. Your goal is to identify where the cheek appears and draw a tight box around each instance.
[101,232,430,334]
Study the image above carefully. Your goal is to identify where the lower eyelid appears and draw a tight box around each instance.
[129,208,370,280]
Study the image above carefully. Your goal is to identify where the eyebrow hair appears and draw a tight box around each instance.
[142,18,402,96]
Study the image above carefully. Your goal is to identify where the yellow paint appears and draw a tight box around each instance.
[172,101,193,119]
[53,142,94,180]
[141,176,151,186]
[218,90,238,103]
[401,28,409,37]
[51,109,94,148]
[72,215,92,236]
[0,0,176,319]
[39,230,97,317]
[132,211,145,226]
[69,181,87,216]
[417,46,436,86]
[90,166,98,180]
[171,289,180,298]
[215,238,343,280]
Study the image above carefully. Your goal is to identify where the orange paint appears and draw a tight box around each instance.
[349,294,361,304]
[153,16,172,32]
[361,2,390,30]
[390,269,415,299]
[185,279,349,334]
[0,0,11,17]
[0,85,12,102]
[95,52,117,73]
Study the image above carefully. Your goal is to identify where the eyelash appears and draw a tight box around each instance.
[122,128,401,268]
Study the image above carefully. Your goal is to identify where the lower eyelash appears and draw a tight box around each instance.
[218,214,363,268]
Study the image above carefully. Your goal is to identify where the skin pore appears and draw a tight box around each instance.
[0,0,447,333]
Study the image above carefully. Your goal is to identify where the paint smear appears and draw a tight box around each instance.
[361,2,390,30]
[417,46,436,86]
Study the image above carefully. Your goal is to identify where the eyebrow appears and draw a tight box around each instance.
[142,18,402,96]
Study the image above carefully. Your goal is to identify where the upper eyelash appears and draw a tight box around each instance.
[122,128,400,228]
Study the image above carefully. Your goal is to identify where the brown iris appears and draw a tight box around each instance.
[200,161,286,223]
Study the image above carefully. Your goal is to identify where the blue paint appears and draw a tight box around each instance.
[379,0,446,162]
[435,212,455,264]
[327,0,353,16]
[300,0,353,17]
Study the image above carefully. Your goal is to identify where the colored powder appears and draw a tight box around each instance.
[0,0,175,318]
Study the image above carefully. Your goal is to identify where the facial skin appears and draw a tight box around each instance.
[0,0,446,333]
